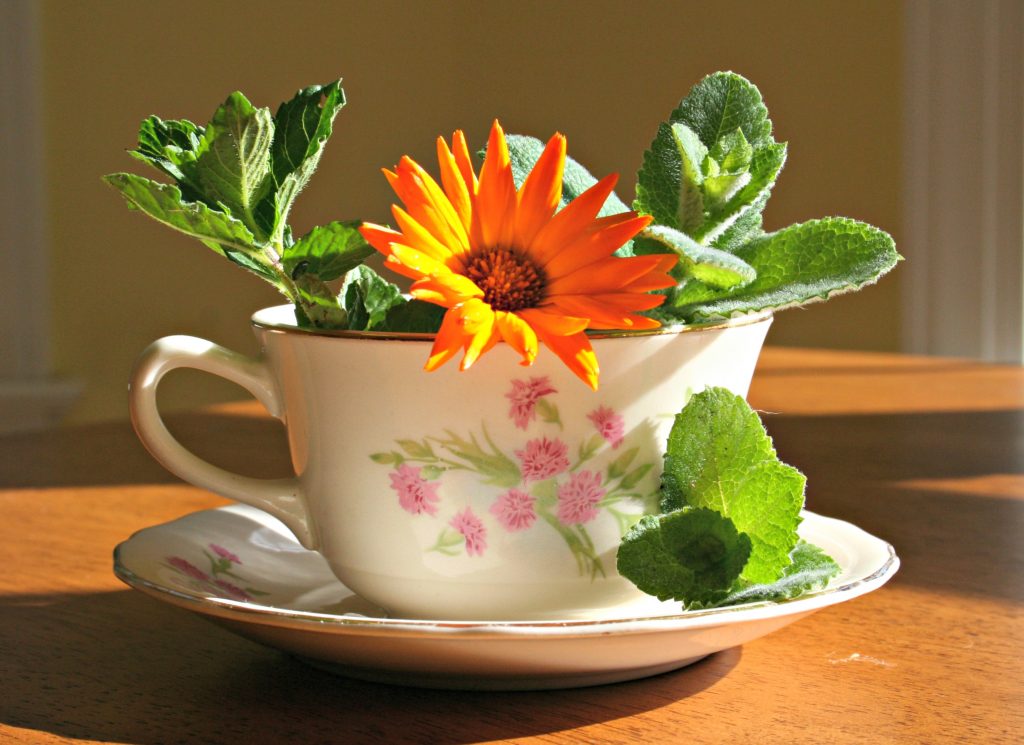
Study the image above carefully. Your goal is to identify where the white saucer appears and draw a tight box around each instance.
[113,505,898,690]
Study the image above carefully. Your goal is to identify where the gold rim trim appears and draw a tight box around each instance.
[251,305,773,342]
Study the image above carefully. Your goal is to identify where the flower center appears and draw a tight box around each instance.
[464,247,546,312]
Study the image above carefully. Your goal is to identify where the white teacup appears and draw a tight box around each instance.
[130,305,771,620]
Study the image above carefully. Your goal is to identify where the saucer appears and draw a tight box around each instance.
[113,505,898,690]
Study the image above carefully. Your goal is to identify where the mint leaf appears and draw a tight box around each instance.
[672,218,901,321]
[383,299,445,333]
[634,122,708,234]
[696,142,786,246]
[635,225,755,289]
[102,173,278,277]
[342,265,406,331]
[503,134,636,256]
[662,387,804,584]
[670,71,773,150]
[191,92,274,239]
[283,220,372,282]
[616,506,752,605]
[293,274,347,327]
[130,116,204,187]
[686,541,841,610]
[267,80,347,238]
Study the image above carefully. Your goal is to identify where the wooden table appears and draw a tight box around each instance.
[2,347,1021,743]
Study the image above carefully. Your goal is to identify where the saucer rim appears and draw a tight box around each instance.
[113,507,899,640]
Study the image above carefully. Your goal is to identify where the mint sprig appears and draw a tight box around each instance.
[105,81,372,327]
[617,388,840,608]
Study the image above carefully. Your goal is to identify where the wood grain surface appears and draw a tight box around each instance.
[1,347,1021,744]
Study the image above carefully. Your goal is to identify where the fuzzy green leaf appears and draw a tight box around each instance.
[670,71,774,149]
[190,92,274,240]
[102,173,271,266]
[635,225,756,289]
[292,274,347,327]
[662,387,805,584]
[634,122,709,235]
[382,299,445,333]
[341,265,406,331]
[672,218,901,321]
[267,80,347,236]
[283,220,372,282]
[130,116,204,187]
[697,142,786,245]
[617,507,752,605]
[686,541,841,610]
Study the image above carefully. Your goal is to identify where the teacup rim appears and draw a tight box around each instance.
[251,305,773,341]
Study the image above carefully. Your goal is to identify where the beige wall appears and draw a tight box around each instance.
[41,0,903,424]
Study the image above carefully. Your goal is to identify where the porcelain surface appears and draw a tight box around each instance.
[114,505,899,690]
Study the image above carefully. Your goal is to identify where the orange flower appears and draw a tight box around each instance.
[359,121,677,389]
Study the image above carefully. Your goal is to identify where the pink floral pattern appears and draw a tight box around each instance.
[167,556,209,581]
[506,377,557,429]
[587,406,626,449]
[516,437,570,483]
[557,470,606,525]
[164,544,267,600]
[449,507,487,556]
[210,544,241,563]
[389,464,441,516]
[490,489,537,531]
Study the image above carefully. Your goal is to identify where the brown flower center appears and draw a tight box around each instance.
[464,247,546,312]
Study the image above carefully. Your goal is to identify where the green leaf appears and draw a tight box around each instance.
[687,541,841,610]
[130,115,204,186]
[634,122,708,234]
[616,507,752,605]
[192,92,274,239]
[341,265,406,331]
[662,387,805,584]
[670,71,773,149]
[635,225,756,289]
[397,439,434,459]
[292,274,346,327]
[102,173,273,273]
[267,80,347,236]
[283,220,373,282]
[503,134,635,255]
[672,218,901,321]
[696,142,786,245]
[382,299,445,333]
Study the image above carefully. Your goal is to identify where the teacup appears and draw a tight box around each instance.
[130,305,771,620]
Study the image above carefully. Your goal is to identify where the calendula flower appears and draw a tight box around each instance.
[359,121,676,389]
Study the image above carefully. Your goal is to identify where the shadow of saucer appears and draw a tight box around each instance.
[1,589,739,744]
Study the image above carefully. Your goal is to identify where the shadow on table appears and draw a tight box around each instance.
[0,589,738,744]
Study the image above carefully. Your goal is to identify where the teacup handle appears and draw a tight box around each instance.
[129,335,317,550]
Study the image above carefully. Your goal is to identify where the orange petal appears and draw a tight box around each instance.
[391,205,463,267]
[517,307,590,337]
[515,132,565,249]
[547,253,677,295]
[544,213,653,280]
[619,254,679,292]
[528,174,619,266]
[359,222,405,258]
[393,156,471,257]
[410,273,483,306]
[437,136,473,234]
[547,293,663,330]
[388,242,451,279]
[495,311,539,366]
[452,130,479,196]
[458,298,498,371]
[425,307,468,372]
[526,321,599,390]
[473,120,517,250]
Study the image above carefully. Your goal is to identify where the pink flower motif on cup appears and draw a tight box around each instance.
[556,470,605,525]
[490,488,537,531]
[516,436,570,483]
[587,405,626,449]
[214,579,253,601]
[449,507,487,556]
[389,464,441,516]
[209,543,241,564]
[505,376,557,430]
[167,556,209,581]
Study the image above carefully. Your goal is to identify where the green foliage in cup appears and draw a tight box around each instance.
[104,80,373,327]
